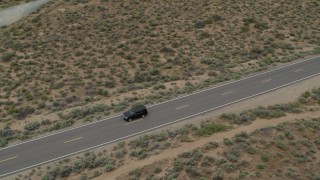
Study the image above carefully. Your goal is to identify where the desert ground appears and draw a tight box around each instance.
[0,0,319,179]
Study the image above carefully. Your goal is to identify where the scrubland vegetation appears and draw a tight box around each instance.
[0,0,320,135]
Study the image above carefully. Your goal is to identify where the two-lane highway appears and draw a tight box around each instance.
[0,56,319,177]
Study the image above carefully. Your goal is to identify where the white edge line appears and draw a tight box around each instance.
[0,55,319,150]
[1,72,319,178]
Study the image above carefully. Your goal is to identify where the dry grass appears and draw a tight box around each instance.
[0,0,320,131]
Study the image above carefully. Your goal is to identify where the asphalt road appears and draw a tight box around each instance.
[0,0,52,28]
[0,56,319,177]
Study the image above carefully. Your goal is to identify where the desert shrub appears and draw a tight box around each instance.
[300,139,313,148]
[113,102,129,112]
[104,80,116,88]
[41,119,52,126]
[37,102,46,109]
[220,113,237,122]
[269,103,303,113]
[299,97,308,104]
[223,138,233,146]
[24,122,40,131]
[221,111,256,124]
[1,51,15,62]
[113,142,126,151]
[224,149,240,163]
[129,168,143,177]
[314,139,320,147]
[245,145,257,154]
[60,166,72,177]
[303,91,311,98]
[42,167,60,180]
[173,160,184,172]
[185,165,200,176]
[11,106,35,119]
[180,135,194,142]
[197,123,229,136]
[0,128,15,138]
[284,130,295,140]
[212,168,224,180]
[130,148,148,159]
[178,151,192,159]
[204,141,219,150]
[129,135,149,148]
[200,57,222,66]
[256,163,267,170]
[65,96,80,104]
[114,149,127,159]
[166,130,178,139]
[237,111,256,124]
[67,104,110,120]
[238,160,250,168]
[154,167,162,174]
[277,141,286,150]
[73,160,86,173]
[0,138,7,147]
[105,162,115,172]
[152,131,168,142]
[215,158,227,166]
[49,119,74,131]
[224,163,237,173]
[303,119,320,130]
[201,155,215,166]
[252,106,285,119]
[177,126,190,135]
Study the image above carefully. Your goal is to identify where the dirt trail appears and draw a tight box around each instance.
[0,0,52,28]
[93,110,320,180]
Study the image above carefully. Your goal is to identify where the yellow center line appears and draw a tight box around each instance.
[295,69,303,73]
[176,105,189,110]
[0,156,18,163]
[125,119,143,125]
[261,79,272,83]
[64,137,83,144]
[221,91,233,96]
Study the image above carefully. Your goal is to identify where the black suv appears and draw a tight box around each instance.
[122,105,148,121]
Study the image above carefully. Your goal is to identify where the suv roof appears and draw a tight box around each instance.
[131,105,146,112]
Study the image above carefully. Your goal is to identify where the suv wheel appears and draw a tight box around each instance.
[142,114,145,118]
[129,118,132,122]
